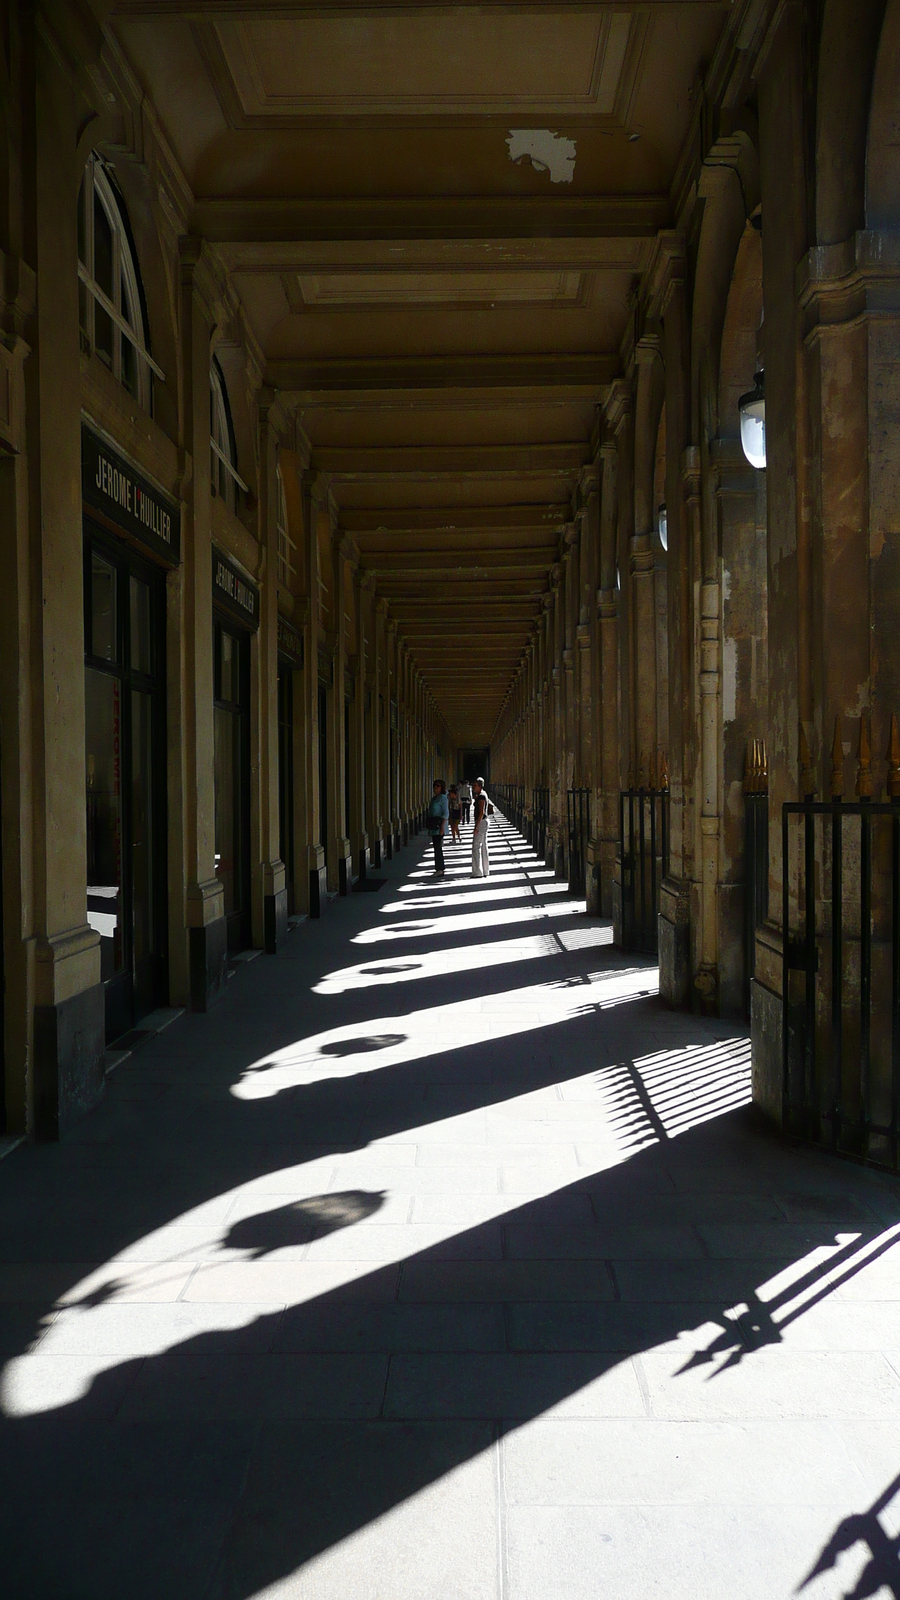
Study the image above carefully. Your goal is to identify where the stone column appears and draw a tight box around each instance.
[255,392,287,953]
[327,533,352,894]
[632,338,662,780]
[752,4,815,1112]
[579,467,602,913]
[12,12,105,1134]
[597,437,620,916]
[179,244,228,1012]
[656,246,693,1004]
[300,478,326,916]
[688,444,721,1013]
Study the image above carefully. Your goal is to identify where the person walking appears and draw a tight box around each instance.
[471,776,491,878]
[426,779,449,876]
[448,784,462,844]
[459,779,472,825]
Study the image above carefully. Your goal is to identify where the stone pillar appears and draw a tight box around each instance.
[326,532,352,895]
[578,467,602,913]
[632,339,662,780]
[688,445,721,1013]
[361,574,381,868]
[255,393,287,953]
[597,437,620,916]
[179,245,228,1012]
[10,13,105,1135]
[302,481,326,916]
[656,248,693,1004]
[751,4,814,1113]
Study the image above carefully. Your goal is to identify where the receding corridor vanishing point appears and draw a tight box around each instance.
[2,817,900,1598]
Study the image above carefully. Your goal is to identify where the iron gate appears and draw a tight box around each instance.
[782,786,900,1171]
[618,782,669,954]
[567,788,590,896]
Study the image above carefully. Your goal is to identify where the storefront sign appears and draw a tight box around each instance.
[277,614,304,667]
[82,424,180,567]
[213,544,259,631]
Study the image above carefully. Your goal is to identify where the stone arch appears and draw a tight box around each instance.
[867,0,900,229]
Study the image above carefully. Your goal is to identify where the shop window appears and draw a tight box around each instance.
[276,464,297,588]
[210,358,247,513]
[77,154,160,409]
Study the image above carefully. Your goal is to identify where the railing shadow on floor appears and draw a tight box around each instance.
[0,814,898,1596]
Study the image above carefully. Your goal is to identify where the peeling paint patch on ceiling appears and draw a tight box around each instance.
[507,129,576,184]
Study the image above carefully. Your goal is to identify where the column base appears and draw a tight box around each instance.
[658,878,690,1007]
[306,845,326,918]
[264,889,288,954]
[33,981,105,1140]
[751,975,783,1127]
[189,915,228,1012]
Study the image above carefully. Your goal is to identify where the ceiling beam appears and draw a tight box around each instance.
[362,552,555,572]
[201,196,669,246]
[269,352,617,394]
[345,504,566,533]
[312,442,588,475]
[118,2,726,13]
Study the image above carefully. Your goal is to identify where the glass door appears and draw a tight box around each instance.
[214,622,251,952]
[84,532,167,1042]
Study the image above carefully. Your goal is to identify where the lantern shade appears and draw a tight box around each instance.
[739,371,766,469]
[657,503,667,551]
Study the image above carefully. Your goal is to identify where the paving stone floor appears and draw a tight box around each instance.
[2,818,900,1598]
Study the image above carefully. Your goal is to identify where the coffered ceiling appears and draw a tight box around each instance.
[107,0,729,749]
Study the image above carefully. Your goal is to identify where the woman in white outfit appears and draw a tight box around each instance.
[471,777,491,878]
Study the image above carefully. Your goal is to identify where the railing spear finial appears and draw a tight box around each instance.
[886,714,900,800]
[659,752,669,792]
[830,717,844,800]
[856,712,873,799]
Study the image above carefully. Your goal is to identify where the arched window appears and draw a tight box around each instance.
[276,463,297,588]
[77,154,160,409]
[210,358,247,512]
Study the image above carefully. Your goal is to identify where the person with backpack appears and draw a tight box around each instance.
[427,779,449,876]
[471,776,492,878]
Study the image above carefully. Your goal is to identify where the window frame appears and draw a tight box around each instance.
[78,154,161,410]
[210,357,248,513]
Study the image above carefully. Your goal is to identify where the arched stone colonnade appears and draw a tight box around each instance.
[492,0,900,1120]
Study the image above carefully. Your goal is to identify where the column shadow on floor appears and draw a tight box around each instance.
[0,823,898,1596]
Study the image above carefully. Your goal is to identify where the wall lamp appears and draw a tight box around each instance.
[657,503,668,551]
[739,370,766,469]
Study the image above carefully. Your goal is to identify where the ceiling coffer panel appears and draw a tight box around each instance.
[195,11,642,124]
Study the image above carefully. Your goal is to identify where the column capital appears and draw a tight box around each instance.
[603,378,632,435]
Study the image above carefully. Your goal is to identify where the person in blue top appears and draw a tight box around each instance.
[427,779,449,877]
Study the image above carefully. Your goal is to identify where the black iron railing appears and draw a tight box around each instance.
[618,781,669,954]
[533,787,550,859]
[782,721,900,1170]
[744,740,769,1019]
[567,788,590,896]
[494,784,526,833]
